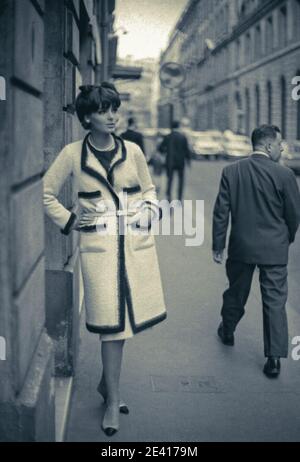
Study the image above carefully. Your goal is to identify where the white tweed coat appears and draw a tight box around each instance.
[43,133,167,334]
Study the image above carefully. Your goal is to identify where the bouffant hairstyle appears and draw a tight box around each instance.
[75,82,121,129]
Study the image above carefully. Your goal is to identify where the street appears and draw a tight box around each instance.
[66,160,300,442]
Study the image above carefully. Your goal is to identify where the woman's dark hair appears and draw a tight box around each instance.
[75,82,121,129]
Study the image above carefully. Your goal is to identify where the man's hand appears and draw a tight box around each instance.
[213,249,224,264]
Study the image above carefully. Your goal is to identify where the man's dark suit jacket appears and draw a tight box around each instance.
[213,153,300,264]
[121,129,145,154]
[159,130,191,172]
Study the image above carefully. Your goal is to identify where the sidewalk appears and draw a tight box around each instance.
[66,164,300,442]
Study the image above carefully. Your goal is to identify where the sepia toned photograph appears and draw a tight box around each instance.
[0,0,300,445]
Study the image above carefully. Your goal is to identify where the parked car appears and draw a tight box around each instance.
[222,130,251,160]
[280,140,300,175]
[189,130,225,160]
[156,128,171,137]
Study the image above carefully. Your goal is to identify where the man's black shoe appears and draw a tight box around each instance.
[263,357,281,378]
[217,322,234,346]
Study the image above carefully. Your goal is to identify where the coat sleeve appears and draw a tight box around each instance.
[212,167,231,251]
[134,144,162,221]
[282,169,300,243]
[43,145,77,235]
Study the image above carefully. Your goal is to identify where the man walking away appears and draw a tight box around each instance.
[159,120,191,202]
[121,117,145,155]
[212,125,300,377]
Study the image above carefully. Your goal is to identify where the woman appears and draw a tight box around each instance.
[43,82,167,436]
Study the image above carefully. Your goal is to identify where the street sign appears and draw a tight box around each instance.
[159,62,185,89]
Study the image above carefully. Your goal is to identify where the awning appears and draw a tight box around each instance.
[112,64,143,80]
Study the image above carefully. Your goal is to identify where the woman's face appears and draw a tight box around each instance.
[87,105,119,134]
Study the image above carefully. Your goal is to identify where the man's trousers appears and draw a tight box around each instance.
[221,259,289,357]
[166,167,185,202]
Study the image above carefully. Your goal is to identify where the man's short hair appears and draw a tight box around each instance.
[251,125,281,148]
[75,82,121,129]
[172,121,180,129]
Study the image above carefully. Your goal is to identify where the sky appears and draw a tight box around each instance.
[115,0,189,60]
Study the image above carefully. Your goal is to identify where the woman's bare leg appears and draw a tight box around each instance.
[101,339,125,431]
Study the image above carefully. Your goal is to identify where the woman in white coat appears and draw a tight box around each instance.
[43,83,167,436]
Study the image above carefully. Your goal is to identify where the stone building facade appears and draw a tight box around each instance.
[0,0,116,441]
[159,0,300,140]
[116,57,159,131]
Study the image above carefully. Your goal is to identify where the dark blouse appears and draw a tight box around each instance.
[87,136,118,174]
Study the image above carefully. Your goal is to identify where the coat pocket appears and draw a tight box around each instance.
[79,228,108,253]
[123,185,141,194]
[129,226,155,251]
[123,185,143,214]
[78,190,102,199]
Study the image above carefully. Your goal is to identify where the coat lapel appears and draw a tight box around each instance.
[81,133,127,207]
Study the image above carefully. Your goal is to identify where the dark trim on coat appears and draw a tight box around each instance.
[122,185,142,194]
[135,311,167,333]
[81,132,127,204]
[78,190,102,198]
[78,223,107,232]
[86,306,167,334]
[107,134,128,187]
[61,212,77,235]
[81,133,166,335]
[124,268,167,334]
[81,133,127,333]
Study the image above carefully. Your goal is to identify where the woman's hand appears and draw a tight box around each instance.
[72,210,106,230]
[127,207,155,229]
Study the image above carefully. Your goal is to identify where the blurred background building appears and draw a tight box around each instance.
[159,0,300,141]
[115,56,159,132]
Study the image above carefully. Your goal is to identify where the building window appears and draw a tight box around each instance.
[281,76,286,139]
[279,5,288,48]
[295,0,300,40]
[245,32,252,64]
[255,85,260,127]
[245,88,251,135]
[267,81,272,125]
[236,39,240,69]
[266,15,273,54]
[254,24,261,59]
[236,92,244,133]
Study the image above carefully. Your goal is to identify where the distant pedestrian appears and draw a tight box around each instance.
[121,117,145,154]
[159,121,191,202]
[212,125,300,377]
[147,133,166,194]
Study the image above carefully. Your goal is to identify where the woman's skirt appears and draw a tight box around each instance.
[98,300,134,342]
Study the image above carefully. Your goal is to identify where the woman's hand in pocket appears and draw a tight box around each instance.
[127,207,155,229]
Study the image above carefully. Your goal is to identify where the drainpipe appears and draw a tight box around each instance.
[96,0,109,82]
